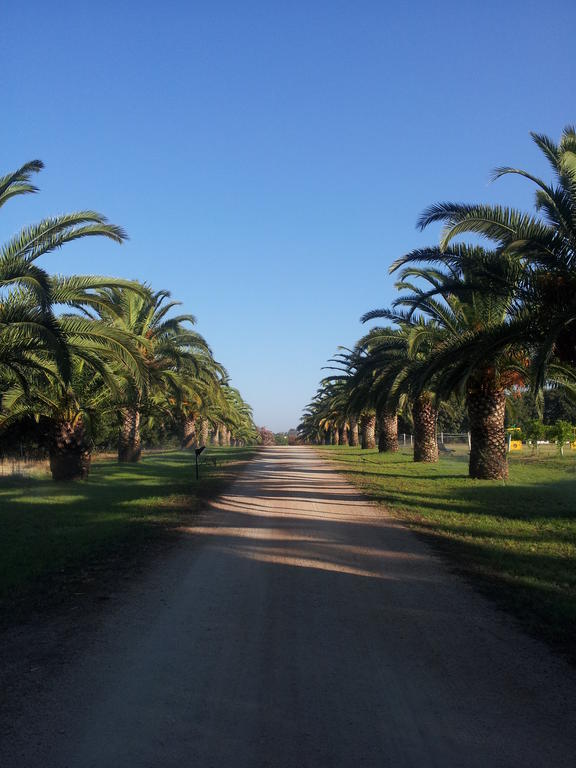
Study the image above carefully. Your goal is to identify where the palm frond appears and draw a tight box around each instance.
[0,160,44,210]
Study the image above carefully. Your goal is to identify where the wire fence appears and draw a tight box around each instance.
[439,432,471,447]
[0,444,194,478]
[399,432,471,449]
[0,455,49,478]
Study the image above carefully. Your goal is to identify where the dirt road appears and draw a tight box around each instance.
[2,446,576,767]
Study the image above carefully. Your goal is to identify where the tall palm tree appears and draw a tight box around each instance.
[92,286,210,462]
[158,350,226,449]
[298,405,324,445]
[316,376,353,447]
[178,377,209,449]
[223,385,258,445]
[356,320,440,462]
[388,245,523,478]
[319,353,369,449]
[417,126,576,387]
[0,160,127,383]
[0,318,145,480]
[333,346,395,452]
[299,383,340,446]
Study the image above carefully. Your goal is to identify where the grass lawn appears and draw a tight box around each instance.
[0,447,256,606]
[317,445,576,659]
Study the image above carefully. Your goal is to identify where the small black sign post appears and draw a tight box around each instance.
[194,446,206,480]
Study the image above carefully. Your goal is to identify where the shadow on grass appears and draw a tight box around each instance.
[0,448,256,603]
[408,515,576,659]
[455,477,576,519]
[317,445,576,660]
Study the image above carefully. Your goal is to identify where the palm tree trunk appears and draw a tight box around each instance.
[413,395,438,463]
[377,409,398,452]
[339,424,348,446]
[49,418,91,481]
[181,416,197,449]
[467,389,508,479]
[349,418,359,447]
[118,407,141,463]
[332,427,339,445]
[200,418,209,446]
[360,413,376,449]
[218,425,226,446]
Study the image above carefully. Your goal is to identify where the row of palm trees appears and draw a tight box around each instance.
[300,126,576,479]
[0,161,258,481]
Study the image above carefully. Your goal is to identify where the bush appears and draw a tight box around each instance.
[550,420,575,456]
[524,419,546,451]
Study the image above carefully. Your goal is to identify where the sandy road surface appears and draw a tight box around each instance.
[1,446,576,767]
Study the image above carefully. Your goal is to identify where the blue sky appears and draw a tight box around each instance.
[3,1,575,430]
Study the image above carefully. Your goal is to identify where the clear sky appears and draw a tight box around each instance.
[3,0,575,430]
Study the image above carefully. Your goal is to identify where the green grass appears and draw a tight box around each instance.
[0,447,256,603]
[317,445,576,658]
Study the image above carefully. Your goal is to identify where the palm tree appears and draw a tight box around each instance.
[348,417,359,446]
[317,377,353,447]
[333,346,395,452]
[298,405,323,445]
[2,372,94,481]
[416,126,576,387]
[376,410,399,452]
[0,160,127,384]
[159,350,226,449]
[178,379,205,449]
[357,320,441,462]
[0,318,145,480]
[199,416,210,446]
[223,386,258,445]
[359,411,377,449]
[92,286,210,462]
[0,161,154,478]
[388,245,523,479]
[321,351,366,449]
[298,382,342,446]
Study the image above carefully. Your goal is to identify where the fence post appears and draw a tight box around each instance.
[440,431,444,445]
[467,432,471,450]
